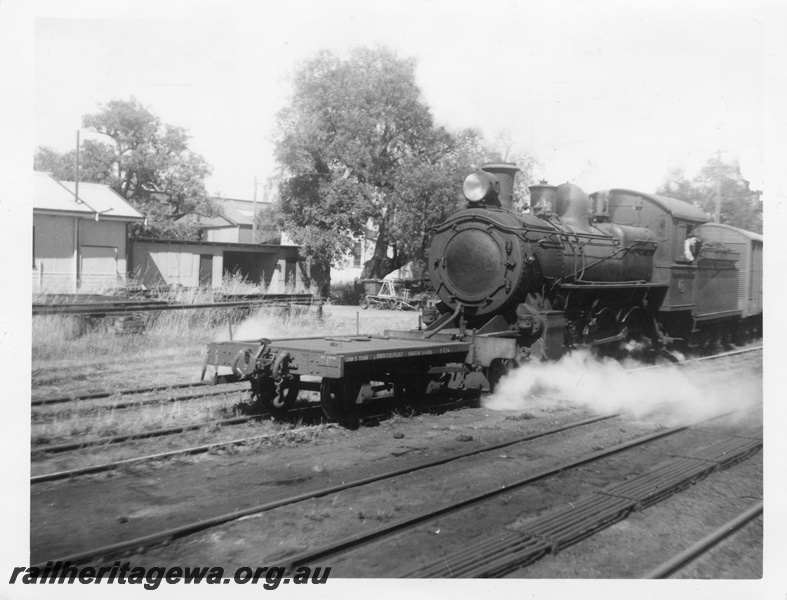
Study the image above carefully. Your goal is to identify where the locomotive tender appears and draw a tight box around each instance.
[203,163,762,423]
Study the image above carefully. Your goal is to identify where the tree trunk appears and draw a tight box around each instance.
[359,216,409,279]
[304,258,331,299]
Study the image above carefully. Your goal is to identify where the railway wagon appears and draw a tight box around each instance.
[695,222,763,335]
[202,332,501,423]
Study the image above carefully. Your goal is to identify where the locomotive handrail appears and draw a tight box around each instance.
[557,240,655,284]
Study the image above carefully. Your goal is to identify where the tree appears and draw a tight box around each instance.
[273,47,537,293]
[34,98,217,238]
[656,157,762,233]
[34,139,116,184]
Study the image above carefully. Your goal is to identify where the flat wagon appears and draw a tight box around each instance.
[201,327,508,423]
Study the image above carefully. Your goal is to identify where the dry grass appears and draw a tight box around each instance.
[31,302,420,468]
[30,419,341,478]
[30,392,246,446]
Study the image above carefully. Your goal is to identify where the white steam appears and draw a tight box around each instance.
[485,350,762,426]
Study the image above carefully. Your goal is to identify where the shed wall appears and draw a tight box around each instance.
[33,214,131,292]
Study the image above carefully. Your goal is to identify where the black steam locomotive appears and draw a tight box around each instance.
[422,163,762,375]
[204,163,762,421]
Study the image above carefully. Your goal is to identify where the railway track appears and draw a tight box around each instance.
[31,424,328,485]
[32,413,616,565]
[32,381,221,407]
[644,501,763,578]
[29,344,762,570]
[31,345,763,459]
[32,294,320,316]
[33,413,289,455]
[30,395,479,481]
[32,387,248,424]
[32,408,761,570]
[405,426,762,577]
[32,344,762,409]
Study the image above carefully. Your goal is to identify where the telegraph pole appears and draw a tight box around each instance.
[74,131,81,292]
[252,176,258,244]
[714,149,723,223]
[75,130,80,203]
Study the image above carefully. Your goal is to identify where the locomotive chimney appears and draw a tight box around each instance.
[481,163,519,210]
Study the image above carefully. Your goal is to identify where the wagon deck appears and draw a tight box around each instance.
[205,333,471,380]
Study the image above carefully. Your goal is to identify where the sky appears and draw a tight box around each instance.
[28,0,775,202]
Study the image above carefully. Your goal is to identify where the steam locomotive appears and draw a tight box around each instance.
[203,163,762,421]
[423,163,762,369]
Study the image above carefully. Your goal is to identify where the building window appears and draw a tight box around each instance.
[352,241,362,268]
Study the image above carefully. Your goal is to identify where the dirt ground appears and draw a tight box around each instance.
[29,328,763,581]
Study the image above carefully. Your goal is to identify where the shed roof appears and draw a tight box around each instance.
[214,197,270,227]
[34,171,144,221]
[179,197,269,229]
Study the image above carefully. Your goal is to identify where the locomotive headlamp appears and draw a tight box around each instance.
[463,171,500,204]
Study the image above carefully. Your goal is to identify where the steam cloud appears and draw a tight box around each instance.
[484,350,762,427]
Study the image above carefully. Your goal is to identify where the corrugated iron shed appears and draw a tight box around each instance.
[34,171,144,221]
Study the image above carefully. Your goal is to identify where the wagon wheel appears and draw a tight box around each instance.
[360,297,370,310]
[320,377,362,427]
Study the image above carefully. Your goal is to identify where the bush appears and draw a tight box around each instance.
[329,281,364,306]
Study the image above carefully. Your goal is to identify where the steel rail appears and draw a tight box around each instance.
[31,381,224,407]
[32,385,246,413]
[32,295,319,316]
[30,391,473,456]
[32,346,763,458]
[32,344,762,410]
[31,392,480,458]
[32,413,615,566]
[31,425,323,485]
[644,500,764,578]
[410,428,762,578]
[274,425,688,572]
[32,409,610,484]
[627,345,762,373]
[33,414,273,454]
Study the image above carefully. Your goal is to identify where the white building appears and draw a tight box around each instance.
[33,171,145,292]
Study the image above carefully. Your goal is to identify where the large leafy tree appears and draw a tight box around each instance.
[34,98,217,238]
[274,47,537,294]
[656,157,762,233]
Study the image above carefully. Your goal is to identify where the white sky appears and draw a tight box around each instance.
[29,0,772,201]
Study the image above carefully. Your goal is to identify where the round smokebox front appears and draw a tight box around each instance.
[443,229,503,300]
